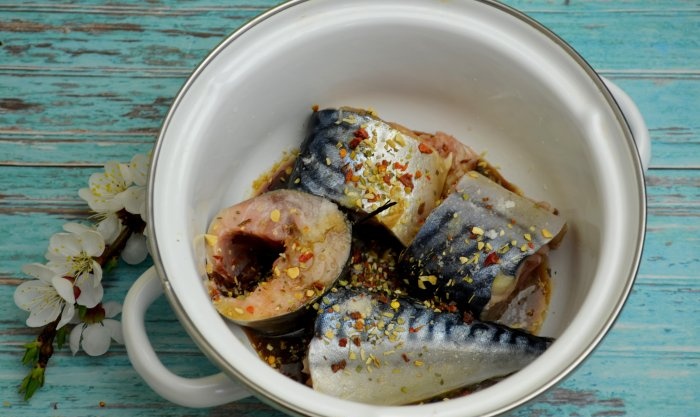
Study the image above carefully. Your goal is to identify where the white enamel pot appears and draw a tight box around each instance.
[122,1,649,416]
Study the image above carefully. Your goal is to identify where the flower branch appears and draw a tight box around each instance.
[14,153,151,400]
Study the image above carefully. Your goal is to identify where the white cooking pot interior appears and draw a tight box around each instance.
[149,1,644,416]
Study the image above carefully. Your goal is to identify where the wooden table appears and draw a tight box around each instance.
[1,1,697,416]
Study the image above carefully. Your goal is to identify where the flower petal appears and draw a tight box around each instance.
[69,323,84,355]
[63,222,91,235]
[129,153,149,187]
[121,233,148,265]
[96,214,121,244]
[119,186,147,219]
[91,262,103,287]
[57,303,76,329]
[76,281,103,308]
[21,263,57,283]
[118,161,134,186]
[81,324,112,356]
[80,229,106,257]
[103,301,122,318]
[46,232,81,260]
[26,301,62,328]
[103,319,123,344]
[52,276,76,304]
[14,280,54,311]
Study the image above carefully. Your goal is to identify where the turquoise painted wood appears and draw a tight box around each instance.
[1,1,698,416]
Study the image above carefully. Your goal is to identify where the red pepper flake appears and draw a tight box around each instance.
[409,325,424,333]
[354,127,369,139]
[355,321,364,331]
[212,255,223,261]
[331,359,347,373]
[339,148,348,158]
[245,305,255,314]
[398,173,414,190]
[401,353,410,363]
[299,252,314,262]
[348,137,362,149]
[462,310,474,324]
[352,336,362,347]
[417,202,426,216]
[349,311,363,320]
[415,170,422,179]
[528,242,535,249]
[418,143,434,154]
[377,159,389,173]
[312,281,325,291]
[344,169,354,183]
[393,161,408,171]
[338,338,348,347]
[382,174,392,185]
[484,252,500,266]
[376,293,389,304]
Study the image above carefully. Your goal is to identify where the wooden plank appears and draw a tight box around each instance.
[0,2,697,72]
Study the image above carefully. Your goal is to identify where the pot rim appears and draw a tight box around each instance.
[146,1,647,416]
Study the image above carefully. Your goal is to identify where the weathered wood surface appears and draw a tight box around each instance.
[1,1,698,416]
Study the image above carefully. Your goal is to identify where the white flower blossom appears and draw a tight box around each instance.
[14,264,75,329]
[78,153,150,221]
[119,153,149,221]
[95,212,122,245]
[45,223,104,288]
[74,274,104,309]
[121,233,149,265]
[78,161,132,213]
[69,301,123,356]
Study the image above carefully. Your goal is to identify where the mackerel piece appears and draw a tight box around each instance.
[289,107,448,246]
[308,288,553,405]
[399,172,567,317]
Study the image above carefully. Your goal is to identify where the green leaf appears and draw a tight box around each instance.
[78,305,88,321]
[19,366,45,401]
[21,341,40,366]
[55,326,69,350]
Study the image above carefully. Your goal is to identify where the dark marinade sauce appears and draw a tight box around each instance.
[244,223,405,385]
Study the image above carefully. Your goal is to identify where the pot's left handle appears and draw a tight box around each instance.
[122,266,251,407]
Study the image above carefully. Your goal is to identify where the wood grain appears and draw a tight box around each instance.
[0,1,697,416]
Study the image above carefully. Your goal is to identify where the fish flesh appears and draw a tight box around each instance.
[416,130,524,197]
[205,189,352,333]
[308,288,553,405]
[289,107,449,246]
[399,171,567,318]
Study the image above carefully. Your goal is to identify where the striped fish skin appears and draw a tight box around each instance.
[289,107,448,246]
[308,288,553,405]
[399,172,567,317]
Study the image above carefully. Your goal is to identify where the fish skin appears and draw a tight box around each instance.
[308,288,553,405]
[289,107,448,246]
[399,172,567,316]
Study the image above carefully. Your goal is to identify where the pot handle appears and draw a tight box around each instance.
[122,266,251,407]
[601,77,651,172]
